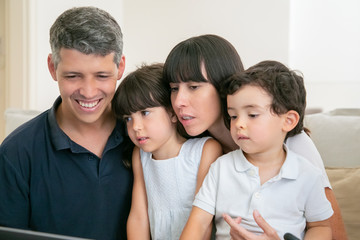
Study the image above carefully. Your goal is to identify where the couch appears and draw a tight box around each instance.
[304,108,360,240]
[3,108,360,239]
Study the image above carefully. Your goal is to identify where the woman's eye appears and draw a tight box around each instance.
[249,114,259,118]
[189,85,199,90]
[229,115,237,120]
[170,87,178,92]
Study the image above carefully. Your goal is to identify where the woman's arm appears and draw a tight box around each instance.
[127,147,151,239]
[286,131,347,239]
[305,219,332,240]
[325,188,348,240]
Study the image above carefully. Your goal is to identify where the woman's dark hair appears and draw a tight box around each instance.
[221,60,307,139]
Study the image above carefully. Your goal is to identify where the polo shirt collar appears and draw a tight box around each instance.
[48,96,125,153]
[233,145,299,180]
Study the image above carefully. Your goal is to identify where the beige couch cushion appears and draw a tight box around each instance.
[326,167,360,240]
[304,109,360,168]
[4,108,42,137]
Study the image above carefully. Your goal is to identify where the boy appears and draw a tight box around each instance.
[180,60,333,240]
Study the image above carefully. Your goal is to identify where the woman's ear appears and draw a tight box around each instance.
[282,110,300,133]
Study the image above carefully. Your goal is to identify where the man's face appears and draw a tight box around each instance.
[48,48,125,126]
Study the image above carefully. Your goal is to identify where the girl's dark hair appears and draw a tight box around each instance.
[221,60,307,139]
[112,63,171,117]
[112,64,188,167]
[163,34,245,134]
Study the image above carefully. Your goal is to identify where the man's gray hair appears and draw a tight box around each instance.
[49,6,123,68]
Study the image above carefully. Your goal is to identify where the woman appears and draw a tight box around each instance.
[163,34,347,240]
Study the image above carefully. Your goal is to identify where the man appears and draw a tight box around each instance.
[0,7,133,240]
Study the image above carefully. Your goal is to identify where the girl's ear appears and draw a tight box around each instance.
[282,110,300,132]
[169,111,178,124]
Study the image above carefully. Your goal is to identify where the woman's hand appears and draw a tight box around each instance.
[223,210,280,240]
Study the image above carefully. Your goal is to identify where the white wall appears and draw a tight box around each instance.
[289,0,360,111]
[26,0,289,111]
[7,0,360,112]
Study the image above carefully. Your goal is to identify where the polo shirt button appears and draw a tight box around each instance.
[88,156,94,161]
[248,169,256,176]
[254,192,261,199]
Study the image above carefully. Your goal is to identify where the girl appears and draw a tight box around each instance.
[112,63,222,239]
[163,34,346,240]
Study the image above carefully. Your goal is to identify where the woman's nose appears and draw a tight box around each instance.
[172,87,188,108]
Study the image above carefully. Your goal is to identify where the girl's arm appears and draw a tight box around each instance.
[196,138,223,193]
[195,138,223,240]
[180,206,214,240]
[304,219,332,240]
[127,147,151,239]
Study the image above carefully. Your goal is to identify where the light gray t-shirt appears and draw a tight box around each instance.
[140,137,210,240]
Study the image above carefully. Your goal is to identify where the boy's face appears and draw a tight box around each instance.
[123,107,178,159]
[227,85,288,155]
[48,48,125,126]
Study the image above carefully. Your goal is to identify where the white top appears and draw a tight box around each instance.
[286,130,331,188]
[140,137,211,240]
[193,145,334,240]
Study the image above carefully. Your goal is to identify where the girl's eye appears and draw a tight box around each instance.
[189,85,199,90]
[141,110,150,116]
[123,116,132,122]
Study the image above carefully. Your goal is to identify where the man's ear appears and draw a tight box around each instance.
[117,55,126,80]
[282,110,300,132]
[47,54,57,81]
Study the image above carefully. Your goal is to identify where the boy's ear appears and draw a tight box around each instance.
[282,110,300,132]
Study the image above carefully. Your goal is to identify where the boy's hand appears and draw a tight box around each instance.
[223,210,280,240]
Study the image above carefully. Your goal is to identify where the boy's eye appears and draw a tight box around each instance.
[229,115,237,120]
[249,114,259,118]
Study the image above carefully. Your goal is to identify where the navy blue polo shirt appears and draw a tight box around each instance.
[0,97,133,240]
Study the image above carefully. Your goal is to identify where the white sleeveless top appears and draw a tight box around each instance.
[140,137,211,240]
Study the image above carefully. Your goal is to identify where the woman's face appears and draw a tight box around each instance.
[169,65,223,136]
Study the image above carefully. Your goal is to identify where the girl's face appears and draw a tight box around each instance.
[169,66,222,136]
[227,85,286,155]
[124,107,178,157]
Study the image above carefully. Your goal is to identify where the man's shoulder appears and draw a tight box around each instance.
[1,111,49,149]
